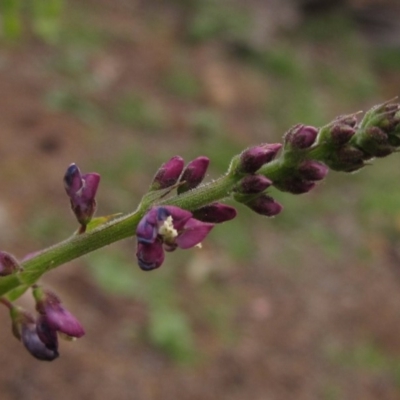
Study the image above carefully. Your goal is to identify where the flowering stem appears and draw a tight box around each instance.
[0,100,399,300]
[0,174,237,299]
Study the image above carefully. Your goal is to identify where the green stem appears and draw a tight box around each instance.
[0,174,237,299]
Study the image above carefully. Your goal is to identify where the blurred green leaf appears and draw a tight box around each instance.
[1,0,22,39]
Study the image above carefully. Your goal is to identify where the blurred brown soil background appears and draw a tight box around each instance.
[1,0,400,399]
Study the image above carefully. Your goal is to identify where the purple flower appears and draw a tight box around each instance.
[178,156,210,194]
[136,206,214,271]
[10,307,59,361]
[34,288,85,339]
[150,156,185,190]
[64,163,100,227]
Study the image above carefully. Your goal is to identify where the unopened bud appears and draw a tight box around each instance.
[358,127,394,158]
[284,124,318,149]
[150,156,185,190]
[330,124,356,146]
[274,178,316,194]
[33,287,85,339]
[245,195,283,217]
[0,251,22,276]
[178,156,209,194]
[238,143,282,174]
[10,306,59,361]
[298,161,329,181]
[193,203,237,223]
[64,163,100,227]
[236,175,272,194]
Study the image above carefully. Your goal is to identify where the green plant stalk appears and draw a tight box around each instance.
[0,174,237,299]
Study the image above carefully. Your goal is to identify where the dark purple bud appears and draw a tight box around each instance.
[21,320,59,361]
[34,288,85,339]
[330,124,356,146]
[358,127,394,158]
[178,156,210,194]
[274,178,316,194]
[298,161,329,181]
[64,163,100,226]
[0,251,22,276]
[284,124,318,149]
[236,175,272,194]
[332,146,366,172]
[193,203,237,223]
[36,315,59,352]
[332,114,358,128]
[10,307,59,361]
[245,195,283,217]
[239,143,282,174]
[150,156,185,190]
[136,240,165,271]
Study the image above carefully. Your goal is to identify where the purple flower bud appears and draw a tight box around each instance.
[236,175,272,194]
[334,146,366,172]
[178,156,210,194]
[330,124,356,146]
[332,113,358,128]
[358,127,394,158]
[274,178,316,194]
[34,288,85,339]
[36,315,59,352]
[10,307,59,361]
[0,251,21,276]
[245,195,283,217]
[21,319,59,361]
[239,143,282,174]
[150,156,185,190]
[298,161,329,181]
[64,163,100,227]
[193,203,237,223]
[284,124,318,149]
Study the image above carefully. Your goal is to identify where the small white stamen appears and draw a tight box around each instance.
[195,243,203,249]
[158,216,178,240]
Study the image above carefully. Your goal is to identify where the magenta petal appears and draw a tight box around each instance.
[45,305,85,338]
[136,241,165,271]
[81,173,101,201]
[176,218,214,249]
[163,206,193,230]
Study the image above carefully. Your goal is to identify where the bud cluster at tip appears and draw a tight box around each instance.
[316,101,400,172]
